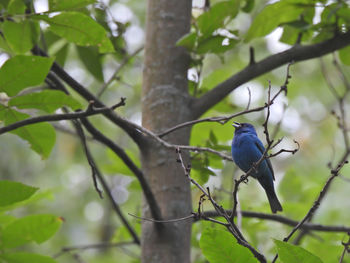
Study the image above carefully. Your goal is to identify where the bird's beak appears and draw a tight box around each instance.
[232,122,241,128]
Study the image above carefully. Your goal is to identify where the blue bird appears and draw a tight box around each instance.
[231,122,282,213]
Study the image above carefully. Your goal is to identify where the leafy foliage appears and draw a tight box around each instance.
[36,12,114,53]
[0,181,60,263]
[1,214,62,248]
[200,227,257,263]
[9,90,81,113]
[2,20,40,54]
[274,240,324,263]
[0,56,54,96]
[0,180,38,207]
[0,105,56,158]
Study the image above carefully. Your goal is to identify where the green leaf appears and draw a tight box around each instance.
[0,55,54,96]
[1,214,62,248]
[0,106,56,158]
[197,36,238,54]
[200,227,257,263]
[36,12,114,53]
[274,240,324,263]
[48,0,95,11]
[1,252,57,263]
[9,90,82,113]
[197,0,240,37]
[338,45,350,65]
[209,130,218,145]
[0,180,38,207]
[242,0,254,13]
[0,189,54,213]
[76,46,104,81]
[7,0,26,15]
[0,34,13,53]
[245,1,309,42]
[2,20,40,54]
[176,32,197,50]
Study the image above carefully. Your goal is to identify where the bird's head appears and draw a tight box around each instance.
[232,122,257,135]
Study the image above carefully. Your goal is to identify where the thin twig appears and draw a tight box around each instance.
[71,120,140,245]
[72,119,103,198]
[80,118,163,221]
[176,148,267,263]
[32,46,144,146]
[339,233,350,263]
[272,158,349,263]
[53,241,136,258]
[97,46,143,98]
[128,213,195,223]
[199,210,350,232]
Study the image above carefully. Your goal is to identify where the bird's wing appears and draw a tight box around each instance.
[254,139,275,181]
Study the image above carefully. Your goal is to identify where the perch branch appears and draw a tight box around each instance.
[193,31,350,118]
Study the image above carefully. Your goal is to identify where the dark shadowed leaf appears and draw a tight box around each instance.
[242,0,254,13]
[76,46,104,81]
[176,32,197,50]
[197,36,238,54]
[197,0,240,37]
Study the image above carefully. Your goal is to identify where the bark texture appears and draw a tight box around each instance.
[141,0,192,262]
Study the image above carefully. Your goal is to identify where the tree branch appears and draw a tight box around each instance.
[97,46,143,98]
[80,117,163,221]
[0,99,126,135]
[31,46,144,146]
[72,119,103,198]
[198,210,350,233]
[271,157,349,263]
[53,241,137,258]
[176,148,267,263]
[70,119,140,245]
[192,31,350,118]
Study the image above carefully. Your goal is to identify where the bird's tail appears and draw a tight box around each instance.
[266,191,283,213]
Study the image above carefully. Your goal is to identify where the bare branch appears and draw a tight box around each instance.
[0,99,126,135]
[53,241,137,258]
[32,46,144,146]
[128,213,195,224]
[176,148,267,263]
[339,233,350,263]
[199,210,350,233]
[97,46,143,98]
[272,158,349,263]
[72,119,103,198]
[70,120,140,245]
[80,118,163,221]
[158,71,288,138]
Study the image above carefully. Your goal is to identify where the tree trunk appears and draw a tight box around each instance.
[141,0,192,262]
